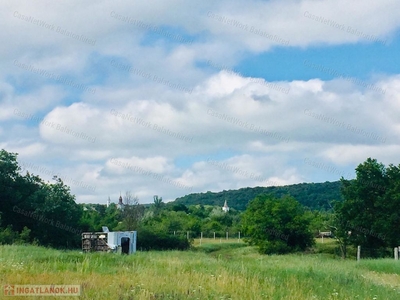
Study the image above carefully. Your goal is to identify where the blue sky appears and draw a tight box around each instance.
[237,39,400,81]
[1,0,400,204]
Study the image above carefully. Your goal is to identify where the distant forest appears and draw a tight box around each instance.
[174,181,343,211]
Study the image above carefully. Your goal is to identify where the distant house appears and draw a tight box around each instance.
[222,200,229,212]
[318,230,333,238]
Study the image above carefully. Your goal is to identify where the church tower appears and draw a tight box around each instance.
[222,200,229,212]
[117,194,124,210]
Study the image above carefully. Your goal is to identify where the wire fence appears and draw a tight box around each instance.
[168,231,245,242]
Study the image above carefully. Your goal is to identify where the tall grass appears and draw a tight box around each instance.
[1,243,400,299]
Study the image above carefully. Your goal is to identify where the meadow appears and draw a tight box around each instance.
[1,239,400,299]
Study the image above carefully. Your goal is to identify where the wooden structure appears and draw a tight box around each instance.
[82,232,110,252]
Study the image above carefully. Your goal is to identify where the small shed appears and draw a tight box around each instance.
[107,231,137,254]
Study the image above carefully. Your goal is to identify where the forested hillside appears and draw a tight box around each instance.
[174,181,342,211]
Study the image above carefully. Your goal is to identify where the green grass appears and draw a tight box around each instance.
[1,243,400,299]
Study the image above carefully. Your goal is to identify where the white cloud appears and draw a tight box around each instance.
[106,156,172,175]
[6,68,396,203]
[321,144,400,166]
[2,0,400,204]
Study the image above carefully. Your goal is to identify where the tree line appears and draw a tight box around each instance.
[1,148,400,257]
[0,149,240,250]
[174,181,343,211]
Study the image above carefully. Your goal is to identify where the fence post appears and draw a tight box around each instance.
[357,245,361,262]
[200,232,203,245]
[395,247,399,260]
[213,232,215,240]
[187,231,189,240]
[238,231,241,242]
[226,232,228,240]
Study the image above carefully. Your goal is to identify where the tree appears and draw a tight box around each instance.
[0,149,82,248]
[304,209,334,237]
[117,192,144,231]
[241,194,314,254]
[28,178,83,248]
[100,203,121,231]
[0,149,41,228]
[170,203,189,213]
[336,158,400,257]
[153,195,164,214]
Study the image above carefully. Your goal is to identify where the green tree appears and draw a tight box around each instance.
[0,149,82,248]
[153,195,164,214]
[241,194,314,254]
[329,208,351,259]
[100,203,121,230]
[79,205,102,232]
[336,158,400,257]
[0,150,41,229]
[116,192,144,231]
[169,203,189,213]
[202,220,223,237]
[305,209,335,237]
[0,226,18,244]
[29,178,83,248]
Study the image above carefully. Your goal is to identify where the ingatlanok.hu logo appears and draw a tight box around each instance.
[3,285,81,296]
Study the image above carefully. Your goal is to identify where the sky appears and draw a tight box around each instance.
[1,0,400,205]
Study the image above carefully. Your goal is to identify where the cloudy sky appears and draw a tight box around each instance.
[1,0,400,204]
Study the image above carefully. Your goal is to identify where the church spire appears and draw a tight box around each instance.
[222,200,229,212]
[117,192,124,210]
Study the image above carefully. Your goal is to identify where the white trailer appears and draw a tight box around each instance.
[107,231,137,254]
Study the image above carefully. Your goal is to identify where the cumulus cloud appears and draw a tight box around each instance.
[1,0,400,203]
[6,68,400,202]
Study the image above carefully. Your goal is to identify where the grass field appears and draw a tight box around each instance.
[1,240,400,299]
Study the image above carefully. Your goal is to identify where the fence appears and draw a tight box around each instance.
[169,231,244,243]
[356,245,400,261]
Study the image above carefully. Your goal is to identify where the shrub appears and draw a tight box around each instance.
[0,226,18,244]
[137,228,191,251]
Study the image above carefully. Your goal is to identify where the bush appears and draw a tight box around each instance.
[258,240,291,255]
[137,228,191,251]
[0,225,34,245]
[0,226,18,245]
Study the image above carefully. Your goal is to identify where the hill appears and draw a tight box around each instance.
[173,181,342,211]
